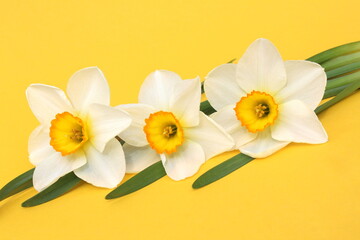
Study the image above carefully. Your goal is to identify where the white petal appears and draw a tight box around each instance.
[160,140,205,181]
[138,70,182,109]
[26,84,74,126]
[275,60,327,110]
[170,77,201,127]
[204,63,245,111]
[236,38,286,94]
[239,129,290,158]
[271,100,328,144]
[33,150,86,191]
[87,103,132,152]
[123,143,160,173]
[74,139,126,188]
[211,105,257,149]
[117,103,156,147]
[28,125,53,165]
[185,112,234,159]
[67,67,110,112]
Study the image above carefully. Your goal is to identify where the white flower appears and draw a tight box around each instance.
[117,70,234,180]
[27,67,132,191]
[205,38,328,158]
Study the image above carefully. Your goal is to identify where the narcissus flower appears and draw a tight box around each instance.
[117,70,234,180]
[205,38,328,158]
[27,67,132,191]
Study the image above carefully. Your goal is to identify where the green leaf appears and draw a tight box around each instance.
[193,154,253,189]
[326,61,360,79]
[193,79,360,189]
[106,161,166,199]
[227,58,236,63]
[316,78,360,114]
[326,71,360,90]
[323,84,348,99]
[0,168,34,201]
[321,52,360,71]
[200,100,216,115]
[307,41,360,64]
[22,172,81,207]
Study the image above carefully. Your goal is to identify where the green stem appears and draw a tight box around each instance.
[326,61,360,79]
[321,51,360,71]
[323,85,348,99]
[315,79,360,114]
[326,71,360,90]
[307,41,360,64]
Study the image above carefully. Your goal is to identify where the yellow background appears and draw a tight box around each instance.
[0,0,360,239]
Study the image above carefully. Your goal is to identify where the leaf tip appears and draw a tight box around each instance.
[21,201,31,208]
[105,193,114,200]
[228,58,236,63]
[192,180,202,189]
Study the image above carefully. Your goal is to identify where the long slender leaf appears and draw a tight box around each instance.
[316,79,360,114]
[326,71,360,90]
[106,161,166,199]
[227,58,236,64]
[193,80,360,189]
[0,168,34,201]
[321,51,360,71]
[22,172,81,207]
[307,41,360,64]
[326,61,360,79]
[323,85,348,99]
[192,154,253,189]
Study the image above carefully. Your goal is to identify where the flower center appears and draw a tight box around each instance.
[255,103,270,118]
[49,112,88,156]
[234,91,278,133]
[163,125,177,138]
[144,111,184,154]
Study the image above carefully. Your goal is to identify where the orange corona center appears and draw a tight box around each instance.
[49,112,88,156]
[143,111,184,154]
[234,91,278,133]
